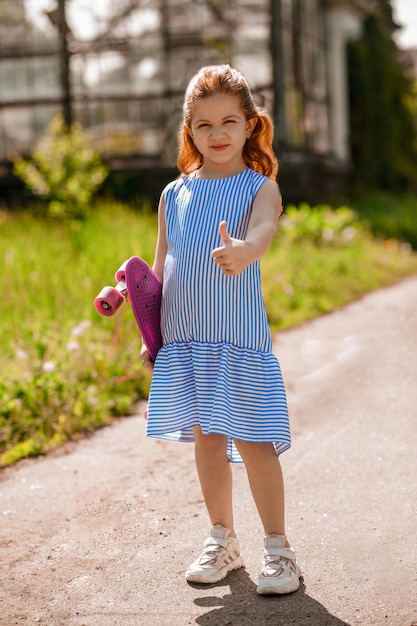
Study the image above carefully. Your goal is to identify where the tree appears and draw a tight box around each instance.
[347,0,417,193]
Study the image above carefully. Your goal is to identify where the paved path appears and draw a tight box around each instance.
[1,277,417,626]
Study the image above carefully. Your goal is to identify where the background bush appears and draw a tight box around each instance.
[349,192,417,250]
[13,114,108,221]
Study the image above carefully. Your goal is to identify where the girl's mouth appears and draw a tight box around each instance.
[211,144,229,151]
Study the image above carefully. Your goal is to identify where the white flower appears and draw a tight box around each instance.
[321,228,334,242]
[400,242,412,254]
[4,248,16,264]
[86,385,98,405]
[71,319,91,337]
[16,349,28,360]
[67,340,80,352]
[341,226,356,242]
[42,361,56,373]
[279,215,292,228]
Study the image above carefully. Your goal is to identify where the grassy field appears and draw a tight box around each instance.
[1,199,417,466]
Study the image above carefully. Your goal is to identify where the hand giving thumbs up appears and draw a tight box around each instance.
[211,220,250,276]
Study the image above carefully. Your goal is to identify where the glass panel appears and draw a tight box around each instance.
[281,0,330,152]
[2,105,59,156]
[23,0,59,42]
[285,88,304,147]
[233,0,271,87]
[0,110,6,161]
[0,57,60,102]
[2,107,34,156]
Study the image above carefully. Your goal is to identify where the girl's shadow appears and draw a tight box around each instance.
[190,568,352,626]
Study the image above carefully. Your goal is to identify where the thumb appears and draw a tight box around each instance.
[219,220,232,245]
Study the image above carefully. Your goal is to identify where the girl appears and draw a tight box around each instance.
[141,64,300,595]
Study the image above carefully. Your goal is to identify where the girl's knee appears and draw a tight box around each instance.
[193,426,228,453]
[233,439,277,462]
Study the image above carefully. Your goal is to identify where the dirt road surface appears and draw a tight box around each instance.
[1,277,417,626]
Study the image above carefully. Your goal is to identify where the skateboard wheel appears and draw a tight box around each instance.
[94,286,124,316]
[115,257,132,283]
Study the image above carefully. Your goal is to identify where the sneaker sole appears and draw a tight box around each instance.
[256,567,301,595]
[186,556,244,584]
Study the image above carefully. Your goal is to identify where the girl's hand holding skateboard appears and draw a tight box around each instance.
[140,344,154,372]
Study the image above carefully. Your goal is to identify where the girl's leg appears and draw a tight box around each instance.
[233,439,287,540]
[232,439,300,595]
[192,426,236,536]
[186,427,243,584]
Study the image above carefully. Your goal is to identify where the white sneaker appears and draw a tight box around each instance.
[257,534,301,595]
[185,525,244,584]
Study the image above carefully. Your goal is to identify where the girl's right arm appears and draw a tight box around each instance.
[140,191,167,371]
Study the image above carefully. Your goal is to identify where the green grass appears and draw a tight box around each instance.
[1,200,417,466]
[263,236,416,330]
[261,203,417,330]
[0,202,157,466]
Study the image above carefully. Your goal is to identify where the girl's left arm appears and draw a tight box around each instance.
[211,179,282,276]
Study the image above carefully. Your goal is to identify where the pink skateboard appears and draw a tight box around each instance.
[94,256,162,362]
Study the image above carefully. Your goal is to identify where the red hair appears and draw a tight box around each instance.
[177,65,278,180]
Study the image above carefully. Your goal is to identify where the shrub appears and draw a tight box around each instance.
[13,114,108,220]
[279,204,361,247]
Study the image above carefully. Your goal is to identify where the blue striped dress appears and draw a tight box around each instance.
[146,168,291,463]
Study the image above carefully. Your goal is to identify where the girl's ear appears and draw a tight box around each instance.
[246,117,257,139]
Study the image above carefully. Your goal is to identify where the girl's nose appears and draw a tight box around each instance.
[210,126,225,139]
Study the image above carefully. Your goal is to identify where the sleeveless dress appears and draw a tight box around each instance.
[146,168,291,463]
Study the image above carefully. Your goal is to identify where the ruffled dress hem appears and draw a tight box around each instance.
[146,340,291,464]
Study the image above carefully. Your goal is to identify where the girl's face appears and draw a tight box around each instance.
[187,92,256,177]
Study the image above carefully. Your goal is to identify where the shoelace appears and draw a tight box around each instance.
[198,541,226,565]
[197,536,239,568]
[263,553,294,577]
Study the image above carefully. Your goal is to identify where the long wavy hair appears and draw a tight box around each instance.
[177,65,278,180]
